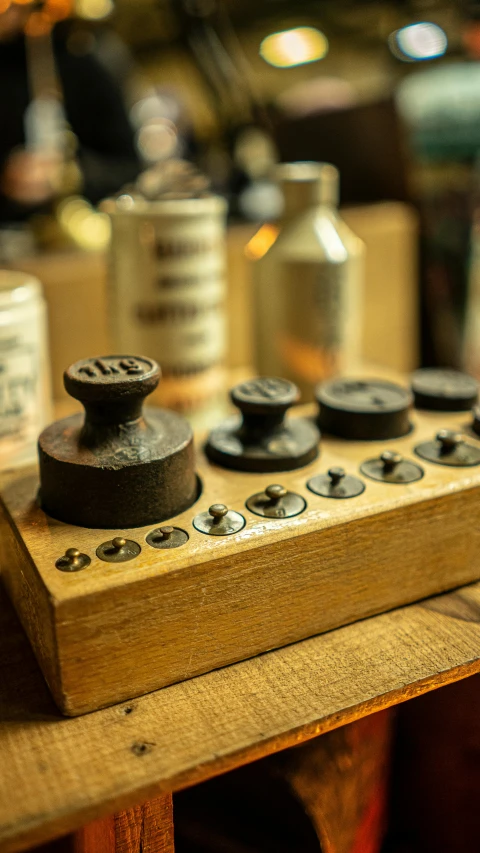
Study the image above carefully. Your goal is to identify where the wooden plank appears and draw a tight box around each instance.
[72,817,115,853]
[37,794,174,853]
[113,797,174,853]
[3,405,480,714]
[1,575,480,853]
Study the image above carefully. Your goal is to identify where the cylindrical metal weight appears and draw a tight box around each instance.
[38,355,198,529]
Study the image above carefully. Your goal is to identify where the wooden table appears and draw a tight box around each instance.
[1,573,480,853]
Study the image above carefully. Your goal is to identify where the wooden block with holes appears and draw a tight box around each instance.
[2,397,480,716]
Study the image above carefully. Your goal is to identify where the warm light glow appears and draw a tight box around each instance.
[136,118,178,163]
[58,196,111,250]
[47,0,73,21]
[24,10,53,36]
[75,0,113,20]
[463,23,480,59]
[260,27,329,68]
[390,22,447,61]
[11,0,73,33]
[244,223,279,260]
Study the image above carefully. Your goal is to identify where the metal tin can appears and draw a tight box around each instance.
[0,270,52,468]
[103,193,227,427]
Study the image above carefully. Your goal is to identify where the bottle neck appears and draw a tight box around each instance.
[281,183,336,223]
[277,162,339,224]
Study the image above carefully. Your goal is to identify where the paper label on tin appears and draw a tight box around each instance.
[108,211,227,418]
[0,329,41,450]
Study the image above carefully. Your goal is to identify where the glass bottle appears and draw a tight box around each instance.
[252,162,365,400]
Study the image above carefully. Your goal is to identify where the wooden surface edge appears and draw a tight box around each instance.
[0,505,62,701]
[2,636,480,853]
[6,483,480,715]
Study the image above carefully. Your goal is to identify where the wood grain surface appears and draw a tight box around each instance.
[71,816,115,853]
[36,796,174,853]
[1,572,480,853]
[2,407,480,714]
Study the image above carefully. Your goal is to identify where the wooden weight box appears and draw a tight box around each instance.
[1,359,480,716]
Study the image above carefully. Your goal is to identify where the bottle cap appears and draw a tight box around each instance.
[275,161,339,219]
[0,270,42,308]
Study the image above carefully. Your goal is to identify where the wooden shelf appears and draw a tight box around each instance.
[1,576,480,852]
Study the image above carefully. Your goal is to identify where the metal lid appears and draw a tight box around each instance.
[101,192,227,218]
[276,161,339,218]
[0,270,42,307]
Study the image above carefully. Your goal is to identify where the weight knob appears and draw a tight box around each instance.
[205,377,320,472]
[146,526,189,549]
[96,537,141,563]
[38,355,198,528]
[360,451,424,484]
[307,467,366,499]
[316,378,412,441]
[246,484,306,518]
[411,368,478,411]
[55,547,91,572]
[415,429,480,467]
[193,504,246,536]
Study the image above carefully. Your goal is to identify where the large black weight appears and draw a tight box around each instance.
[411,368,478,412]
[38,355,198,528]
[316,378,412,441]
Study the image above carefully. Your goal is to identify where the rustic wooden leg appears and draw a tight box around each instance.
[34,794,175,853]
[175,710,394,853]
[113,795,175,853]
[72,815,116,853]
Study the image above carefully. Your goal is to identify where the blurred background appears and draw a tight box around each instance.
[3,0,480,400]
[3,3,480,852]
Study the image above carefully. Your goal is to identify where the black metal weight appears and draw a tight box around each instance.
[316,378,412,441]
[205,377,320,472]
[38,355,198,528]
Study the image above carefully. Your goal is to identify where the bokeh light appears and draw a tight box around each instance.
[260,27,329,69]
[24,10,53,36]
[47,0,72,21]
[75,0,113,20]
[390,22,448,62]
[244,224,279,260]
[136,118,178,163]
[58,196,111,250]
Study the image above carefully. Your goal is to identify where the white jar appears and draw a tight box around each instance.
[103,193,227,428]
[0,271,52,468]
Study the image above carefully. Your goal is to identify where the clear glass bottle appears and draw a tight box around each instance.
[0,271,52,468]
[252,162,365,400]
